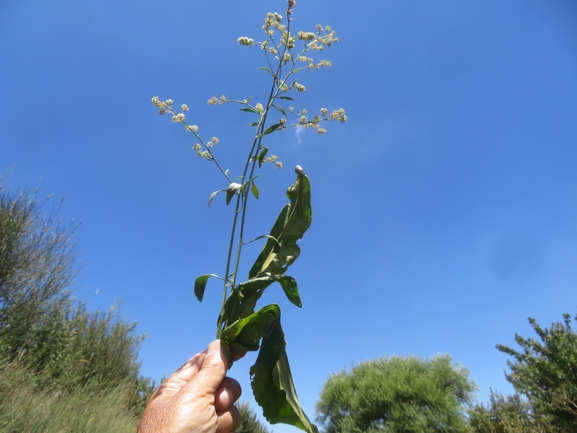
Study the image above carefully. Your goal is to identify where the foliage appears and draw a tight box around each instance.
[22,299,155,413]
[0,358,141,433]
[0,182,155,427]
[0,183,77,357]
[496,312,577,432]
[315,355,475,433]
[151,1,345,431]
[237,401,273,433]
[468,391,543,433]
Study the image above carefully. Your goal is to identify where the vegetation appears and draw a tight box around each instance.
[152,1,345,431]
[237,401,273,433]
[315,355,475,433]
[467,312,577,433]
[0,183,154,431]
[497,312,577,432]
[0,360,141,433]
[5,178,577,433]
[468,391,539,433]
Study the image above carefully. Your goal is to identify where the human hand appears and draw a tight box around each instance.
[138,340,243,433]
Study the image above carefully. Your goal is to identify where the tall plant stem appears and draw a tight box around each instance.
[216,16,294,338]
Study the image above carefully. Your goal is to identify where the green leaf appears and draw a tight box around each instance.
[226,183,242,205]
[273,104,288,117]
[251,182,259,199]
[240,175,259,198]
[277,276,302,308]
[258,147,269,167]
[221,273,298,326]
[194,274,220,302]
[257,66,275,77]
[207,189,226,208]
[220,306,318,433]
[240,107,259,114]
[277,96,294,101]
[228,276,277,323]
[243,234,279,250]
[249,308,319,433]
[238,274,295,315]
[249,174,312,278]
[221,304,279,353]
[256,123,282,139]
[250,121,260,127]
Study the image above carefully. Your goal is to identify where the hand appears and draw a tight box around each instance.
[138,340,243,433]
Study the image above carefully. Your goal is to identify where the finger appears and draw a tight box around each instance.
[149,350,207,399]
[232,350,247,362]
[171,349,207,381]
[216,404,240,433]
[214,377,242,412]
[183,340,227,395]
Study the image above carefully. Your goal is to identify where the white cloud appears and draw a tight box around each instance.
[294,125,305,144]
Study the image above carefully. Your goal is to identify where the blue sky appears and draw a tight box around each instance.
[2,0,577,431]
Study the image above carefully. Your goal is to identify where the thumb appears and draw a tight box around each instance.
[184,339,228,394]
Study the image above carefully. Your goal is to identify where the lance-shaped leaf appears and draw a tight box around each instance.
[258,146,269,167]
[240,107,259,114]
[250,307,319,433]
[207,189,226,208]
[220,305,318,433]
[276,275,301,308]
[222,274,302,327]
[194,274,221,302]
[249,173,312,279]
[256,122,282,139]
[226,182,242,205]
[251,182,259,199]
[220,304,279,353]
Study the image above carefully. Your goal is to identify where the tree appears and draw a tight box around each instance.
[468,390,542,433]
[0,183,77,357]
[237,401,272,433]
[496,312,577,432]
[0,182,154,415]
[315,355,475,433]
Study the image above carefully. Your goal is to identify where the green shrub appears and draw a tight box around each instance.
[0,182,154,427]
[0,359,141,433]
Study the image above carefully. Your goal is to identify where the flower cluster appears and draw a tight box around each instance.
[328,108,347,123]
[152,96,173,115]
[153,96,223,163]
[263,12,286,36]
[207,95,227,105]
[192,144,212,160]
[281,106,347,135]
[237,37,255,46]
[265,154,283,169]
[299,56,331,70]
[152,0,346,169]
[311,25,338,50]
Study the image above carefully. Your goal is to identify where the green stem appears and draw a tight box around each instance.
[216,15,297,337]
[229,18,294,290]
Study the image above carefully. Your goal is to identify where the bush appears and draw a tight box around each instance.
[0,184,77,359]
[496,312,577,432]
[237,401,272,433]
[468,391,541,433]
[0,358,141,433]
[316,355,475,433]
[0,182,154,427]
